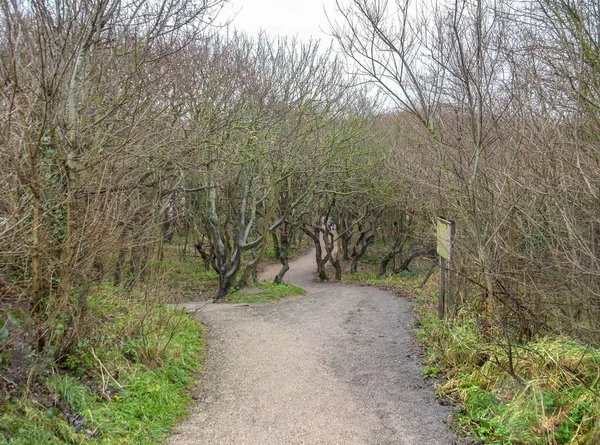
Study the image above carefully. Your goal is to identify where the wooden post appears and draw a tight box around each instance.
[438,256,446,319]
[437,217,455,319]
[446,260,454,315]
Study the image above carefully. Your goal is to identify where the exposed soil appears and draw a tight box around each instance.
[168,249,456,445]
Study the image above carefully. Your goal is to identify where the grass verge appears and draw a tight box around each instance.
[415,289,600,444]
[148,246,218,303]
[224,281,305,304]
[339,251,600,444]
[1,282,205,444]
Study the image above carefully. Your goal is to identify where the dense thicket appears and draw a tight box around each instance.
[2,0,600,381]
[0,0,380,365]
[332,0,600,343]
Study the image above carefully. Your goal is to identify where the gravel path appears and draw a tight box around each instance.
[168,250,456,445]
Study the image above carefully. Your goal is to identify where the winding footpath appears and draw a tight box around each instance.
[168,250,456,445]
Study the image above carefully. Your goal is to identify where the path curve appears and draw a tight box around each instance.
[168,250,456,445]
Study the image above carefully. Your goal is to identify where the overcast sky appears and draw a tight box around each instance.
[222,0,338,44]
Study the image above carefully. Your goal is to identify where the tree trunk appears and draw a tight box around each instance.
[274,252,289,284]
[215,275,231,301]
[181,222,189,259]
[322,228,338,279]
[272,231,281,260]
[338,216,353,261]
[315,231,329,282]
[92,255,104,283]
[195,237,215,271]
[125,245,139,291]
[350,222,376,274]
[273,224,294,284]
[379,238,404,276]
[301,224,328,281]
[114,246,127,287]
[341,235,351,261]
[114,224,130,286]
[209,179,275,301]
[396,248,436,272]
[139,243,150,283]
[332,255,342,280]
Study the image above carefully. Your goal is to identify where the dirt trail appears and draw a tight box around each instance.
[168,250,456,445]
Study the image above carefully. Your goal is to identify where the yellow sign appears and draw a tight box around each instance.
[436,217,455,260]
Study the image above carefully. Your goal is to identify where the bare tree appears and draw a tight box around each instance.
[0,0,224,356]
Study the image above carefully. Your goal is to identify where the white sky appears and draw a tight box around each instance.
[222,0,339,44]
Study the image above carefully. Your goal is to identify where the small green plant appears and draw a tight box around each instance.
[423,365,442,378]
[47,374,99,414]
[556,400,593,444]
[0,319,10,369]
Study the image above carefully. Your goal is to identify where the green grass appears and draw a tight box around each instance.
[148,247,218,303]
[438,341,600,444]
[341,261,430,300]
[415,291,600,444]
[0,283,205,445]
[224,281,304,304]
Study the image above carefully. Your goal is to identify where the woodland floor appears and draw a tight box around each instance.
[167,249,457,445]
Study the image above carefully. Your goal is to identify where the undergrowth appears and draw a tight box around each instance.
[0,253,211,445]
[262,235,310,263]
[416,289,600,444]
[149,246,218,303]
[339,244,600,445]
[341,263,430,291]
[224,281,304,304]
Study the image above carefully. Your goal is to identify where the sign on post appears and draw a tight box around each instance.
[436,217,455,260]
[436,217,455,319]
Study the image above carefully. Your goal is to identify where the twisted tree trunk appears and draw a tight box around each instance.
[350,222,377,274]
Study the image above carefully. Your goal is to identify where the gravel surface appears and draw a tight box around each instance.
[168,250,456,445]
